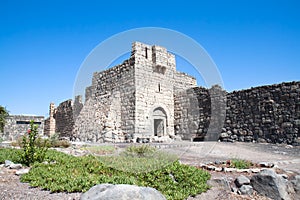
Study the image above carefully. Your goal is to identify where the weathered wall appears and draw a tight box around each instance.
[174,71,197,91]
[174,85,226,141]
[2,115,44,141]
[72,58,136,142]
[50,42,299,145]
[44,103,56,136]
[133,42,176,138]
[223,81,300,145]
[54,100,75,138]
[175,81,300,145]
[133,42,197,139]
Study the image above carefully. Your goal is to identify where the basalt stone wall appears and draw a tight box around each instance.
[54,100,75,138]
[223,81,300,145]
[175,81,300,145]
[174,85,226,141]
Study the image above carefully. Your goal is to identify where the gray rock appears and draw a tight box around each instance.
[80,184,166,200]
[206,165,216,171]
[15,168,29,176]
[207,178,231,191]
[231,186,238,193]
[251,169,291,200]
[258,161,274,168]
[236,169,251,173]
[4,160,13,167]
[220,132,228,138]
[250,168,261,173]
[238,185,253,195]
[9,163,22,169]
[224,168,237,173]
[235,175,250,187]
[291,175,300,195]
[215,167,222,172]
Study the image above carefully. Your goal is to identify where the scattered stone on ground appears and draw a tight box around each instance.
[4,160,13,167]
[291,175,300,195]
[238,185,253,195]
[15,168,30,176]
[80,184,166,200]
[9,163,22,169]
[251,169,298,200]
[234,175,250,187]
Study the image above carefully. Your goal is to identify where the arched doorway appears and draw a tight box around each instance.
[153,107,167,136]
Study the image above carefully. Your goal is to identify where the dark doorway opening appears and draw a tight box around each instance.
[154,119,164,136]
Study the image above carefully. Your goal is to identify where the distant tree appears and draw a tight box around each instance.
[0,106,9,132]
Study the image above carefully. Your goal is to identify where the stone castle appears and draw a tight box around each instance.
[44,42,300,145]
[2,42,299,145]
[46,42,198,142]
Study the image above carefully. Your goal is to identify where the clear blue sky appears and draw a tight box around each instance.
[0,0,299,116]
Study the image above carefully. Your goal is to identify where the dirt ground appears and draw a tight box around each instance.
[0,141,299,200]
[166,141,300,200]
[165,141,300,173]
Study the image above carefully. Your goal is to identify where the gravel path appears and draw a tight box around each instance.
[0,141,299,199]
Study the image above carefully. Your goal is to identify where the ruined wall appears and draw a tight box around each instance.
[73,58,135,142]
[174,85,226,140]
[72,42,197,142]
[174,71,197,91]
[54,100,75,138]
[2,115,44,141]
[175,81,300,145]
[44,103,56,136]
[175,87,210,140]
[223,81,300,145]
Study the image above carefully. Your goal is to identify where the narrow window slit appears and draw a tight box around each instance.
[145,47,148,59]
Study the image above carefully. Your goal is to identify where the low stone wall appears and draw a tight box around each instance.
[175,81,300,145]
[1,115,44,141]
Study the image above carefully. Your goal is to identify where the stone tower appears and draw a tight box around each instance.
[132,42,177,138]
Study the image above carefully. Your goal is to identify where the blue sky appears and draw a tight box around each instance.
[0,0,299,116]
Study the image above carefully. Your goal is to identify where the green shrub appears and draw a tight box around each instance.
[124,145,156,157]
[0,105,9,133]
[20,120,48,166]
[51,140,71,148]
[1,147,211,199]
[230,158,251,169]
[10,136,23,147]
[11,132,71,149]
[19,149,210,199]
[0,148,22,163]
[48,133,71,148]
